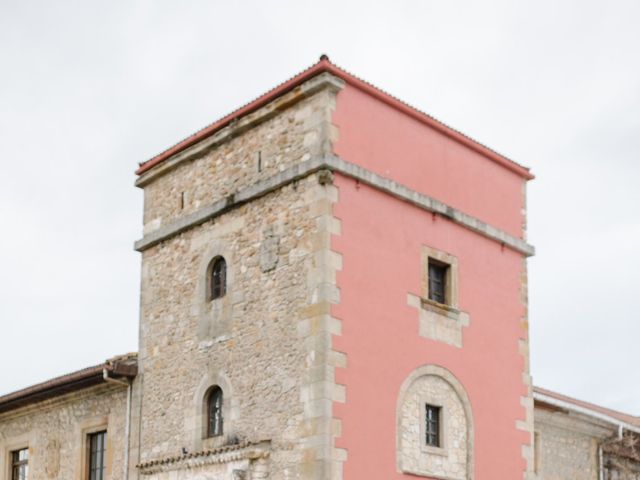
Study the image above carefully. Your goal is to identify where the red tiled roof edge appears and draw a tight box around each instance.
[534,386,640,427]
[136,56,534,180]
[0,354,138,414]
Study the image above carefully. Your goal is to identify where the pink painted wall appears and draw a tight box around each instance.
[331,86,530,478]
[333,85,526,238]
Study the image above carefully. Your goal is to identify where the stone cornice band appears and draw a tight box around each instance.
[134,155,535,257]
[137,440,271,475]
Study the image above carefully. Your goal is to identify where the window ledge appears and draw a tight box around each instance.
[408,294,470,349]
[400,467,463,480]
[420,298,460,319]
[421,444,448,457]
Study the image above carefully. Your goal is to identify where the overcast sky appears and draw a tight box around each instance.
[1,1,638,415]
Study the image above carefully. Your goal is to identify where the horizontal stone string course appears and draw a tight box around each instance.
[137,441,270,475]
[134,155,535,257]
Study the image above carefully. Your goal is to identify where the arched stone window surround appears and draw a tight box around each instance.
[196,242,235,340]
[396,364,475,479]
[188,370,238,451]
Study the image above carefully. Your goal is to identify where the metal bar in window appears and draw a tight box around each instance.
[425,404,441,447]
[428,261,447,304]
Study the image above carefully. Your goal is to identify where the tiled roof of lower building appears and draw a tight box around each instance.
[0,353,137,414]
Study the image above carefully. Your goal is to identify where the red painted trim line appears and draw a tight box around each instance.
[136,57,534,180]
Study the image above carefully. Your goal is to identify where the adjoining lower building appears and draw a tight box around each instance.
[1,57,637,480]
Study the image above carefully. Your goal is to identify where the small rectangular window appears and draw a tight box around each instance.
[88,431,107,480]
[428,260,448,304]
[425,404,441,447]
[11,448,28,480]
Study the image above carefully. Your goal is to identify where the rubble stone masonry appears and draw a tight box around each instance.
[534,408,611,479]
[133,76,343,479]
[0,384,128,480]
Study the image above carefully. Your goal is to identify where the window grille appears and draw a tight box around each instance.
[208,386,224,437]
[425,404,441,447]
[428,261,447,304]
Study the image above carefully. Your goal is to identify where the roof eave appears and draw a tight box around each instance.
[0,358,137,415]
[533,387,640,433]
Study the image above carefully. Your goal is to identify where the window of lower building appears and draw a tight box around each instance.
[11,448,28,480]
[428,260,448,304]
[425,404,442,447]
[88,431,107,480]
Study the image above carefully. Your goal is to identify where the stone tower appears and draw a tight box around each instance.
[131,56,535,480]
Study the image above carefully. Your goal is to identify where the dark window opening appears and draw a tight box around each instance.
[88,431,107,480]
[425,404,441,447]
[428,260,447,304]
[210,257,227,300]
[207,386,224,437]
[11,448,28,480]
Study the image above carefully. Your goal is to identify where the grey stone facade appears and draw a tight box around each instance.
[130,74,344,480]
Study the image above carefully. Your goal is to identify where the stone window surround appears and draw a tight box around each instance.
[196,242,235,341]
[199,243,235,304]
[422,246,459,310]
[189,370,239,452]
[396,364,475,479]
[0,433,31,480]
[408,245,470,349]
[76,415,112,480]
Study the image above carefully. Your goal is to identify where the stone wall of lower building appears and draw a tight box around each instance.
[0,384,128,480]
[533,407,613,480]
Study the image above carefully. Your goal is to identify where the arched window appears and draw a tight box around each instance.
[397,365,474,479]
[209,257,227,300]
[207,386,223,437]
